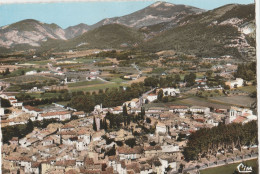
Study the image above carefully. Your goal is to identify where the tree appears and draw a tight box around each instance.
[146,117,151,124]
[0,98,11,107]
[21,70,25,75]
[175,74,181,83]
[104,118,108,131]
[123,104,128,116]
[125,138,136,148]
[205,70,213,78]
[141,107,145,120]
[93,117,97,131]
[3,68,10,76]
[185,73,196,86]
[26,119,34,134]
[144,77,159,87]
[100,119,104,130]
[157,89,163,101]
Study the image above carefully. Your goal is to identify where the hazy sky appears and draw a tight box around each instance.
[0,0,255,28]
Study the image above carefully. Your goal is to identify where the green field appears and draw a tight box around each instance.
[110,78,127,83]
[4,75,57,84]
[0,67,48,79]
[23,60,51,65]
[69,82,129,92]
[209,96,256,108]
[200,159,258,174]
[238,86,256,93]
[67,80,105,87]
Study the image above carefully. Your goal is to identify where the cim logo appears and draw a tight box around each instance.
[237,163,253,173]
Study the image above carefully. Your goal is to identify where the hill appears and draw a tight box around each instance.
[0,19,66,49]
[140,4,256,60]
[59,24,144,50]
[91,1,205,29]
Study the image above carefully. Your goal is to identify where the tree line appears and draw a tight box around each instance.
[69,82,150,112]
[235,62,256,81]
[183,121,257,161]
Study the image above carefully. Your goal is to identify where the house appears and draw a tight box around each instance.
[12,101,23,108]
[159,158,177,173]
[39,111,71,121]
[42,136,54,146]
[22,105,42,117]
[117,146,142,160]
[156,88,180,97]
[86,76,97,81]
[161,145,179,154]
[146,94,158,103]
[112,106,123,114]
[0,93,16,100]
[225,78,244,89]
[159,112,177,120]
[169,105,189,113]
[156,122,167,134]
[9,137,19,146]
[225,106,257,124]
[72,111,85,118]
[144,146,162,158]
[25,70,37,75]
[189,106,210,114]
[123,98,140,109]
[0,107,4,115]
[90,71,101,75]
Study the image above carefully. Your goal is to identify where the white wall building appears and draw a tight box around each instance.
[25,70,37,75]
[225,78,244,89]
[146,94,158,103]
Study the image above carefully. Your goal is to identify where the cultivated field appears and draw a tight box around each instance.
[209,96,256,108]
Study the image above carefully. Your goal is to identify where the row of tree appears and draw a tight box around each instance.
[235,62,256,81]
[69,82,149,112]
[144,74,182,88]
[183,121,257,161]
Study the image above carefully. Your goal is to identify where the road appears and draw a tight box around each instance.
[170,153,258,174]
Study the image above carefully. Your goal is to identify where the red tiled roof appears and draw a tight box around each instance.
[117,146,142,154]
[170,105,189,109]
[233,116,246,123]
[144,146,162,151]
[41,111,71,117]
[24,105,43,112]
[55,160,76,166]
[73,111,85,115]
[10,137,18,141]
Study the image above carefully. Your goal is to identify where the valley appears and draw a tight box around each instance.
[0,1,257,174]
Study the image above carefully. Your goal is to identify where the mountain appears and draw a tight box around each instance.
[0,1,204,51]
[60,24,144,50]
[0,19,66,49]
[91,1,205,29]
[141,4,256,60]
[0,2,256,59]
[65,23,90,39]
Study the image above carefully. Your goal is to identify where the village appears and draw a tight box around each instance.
[0,79,257,173]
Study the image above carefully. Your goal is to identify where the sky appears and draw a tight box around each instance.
[0,0,255,29]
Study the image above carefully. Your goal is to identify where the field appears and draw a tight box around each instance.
[200,159,258,174]
[67,80,105,87]
[4,75,58,84]
[0,67,48,79]
[209,96,256,108]
[68,82,129,92]
[238,86,256,93]
[178,97,231,109]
